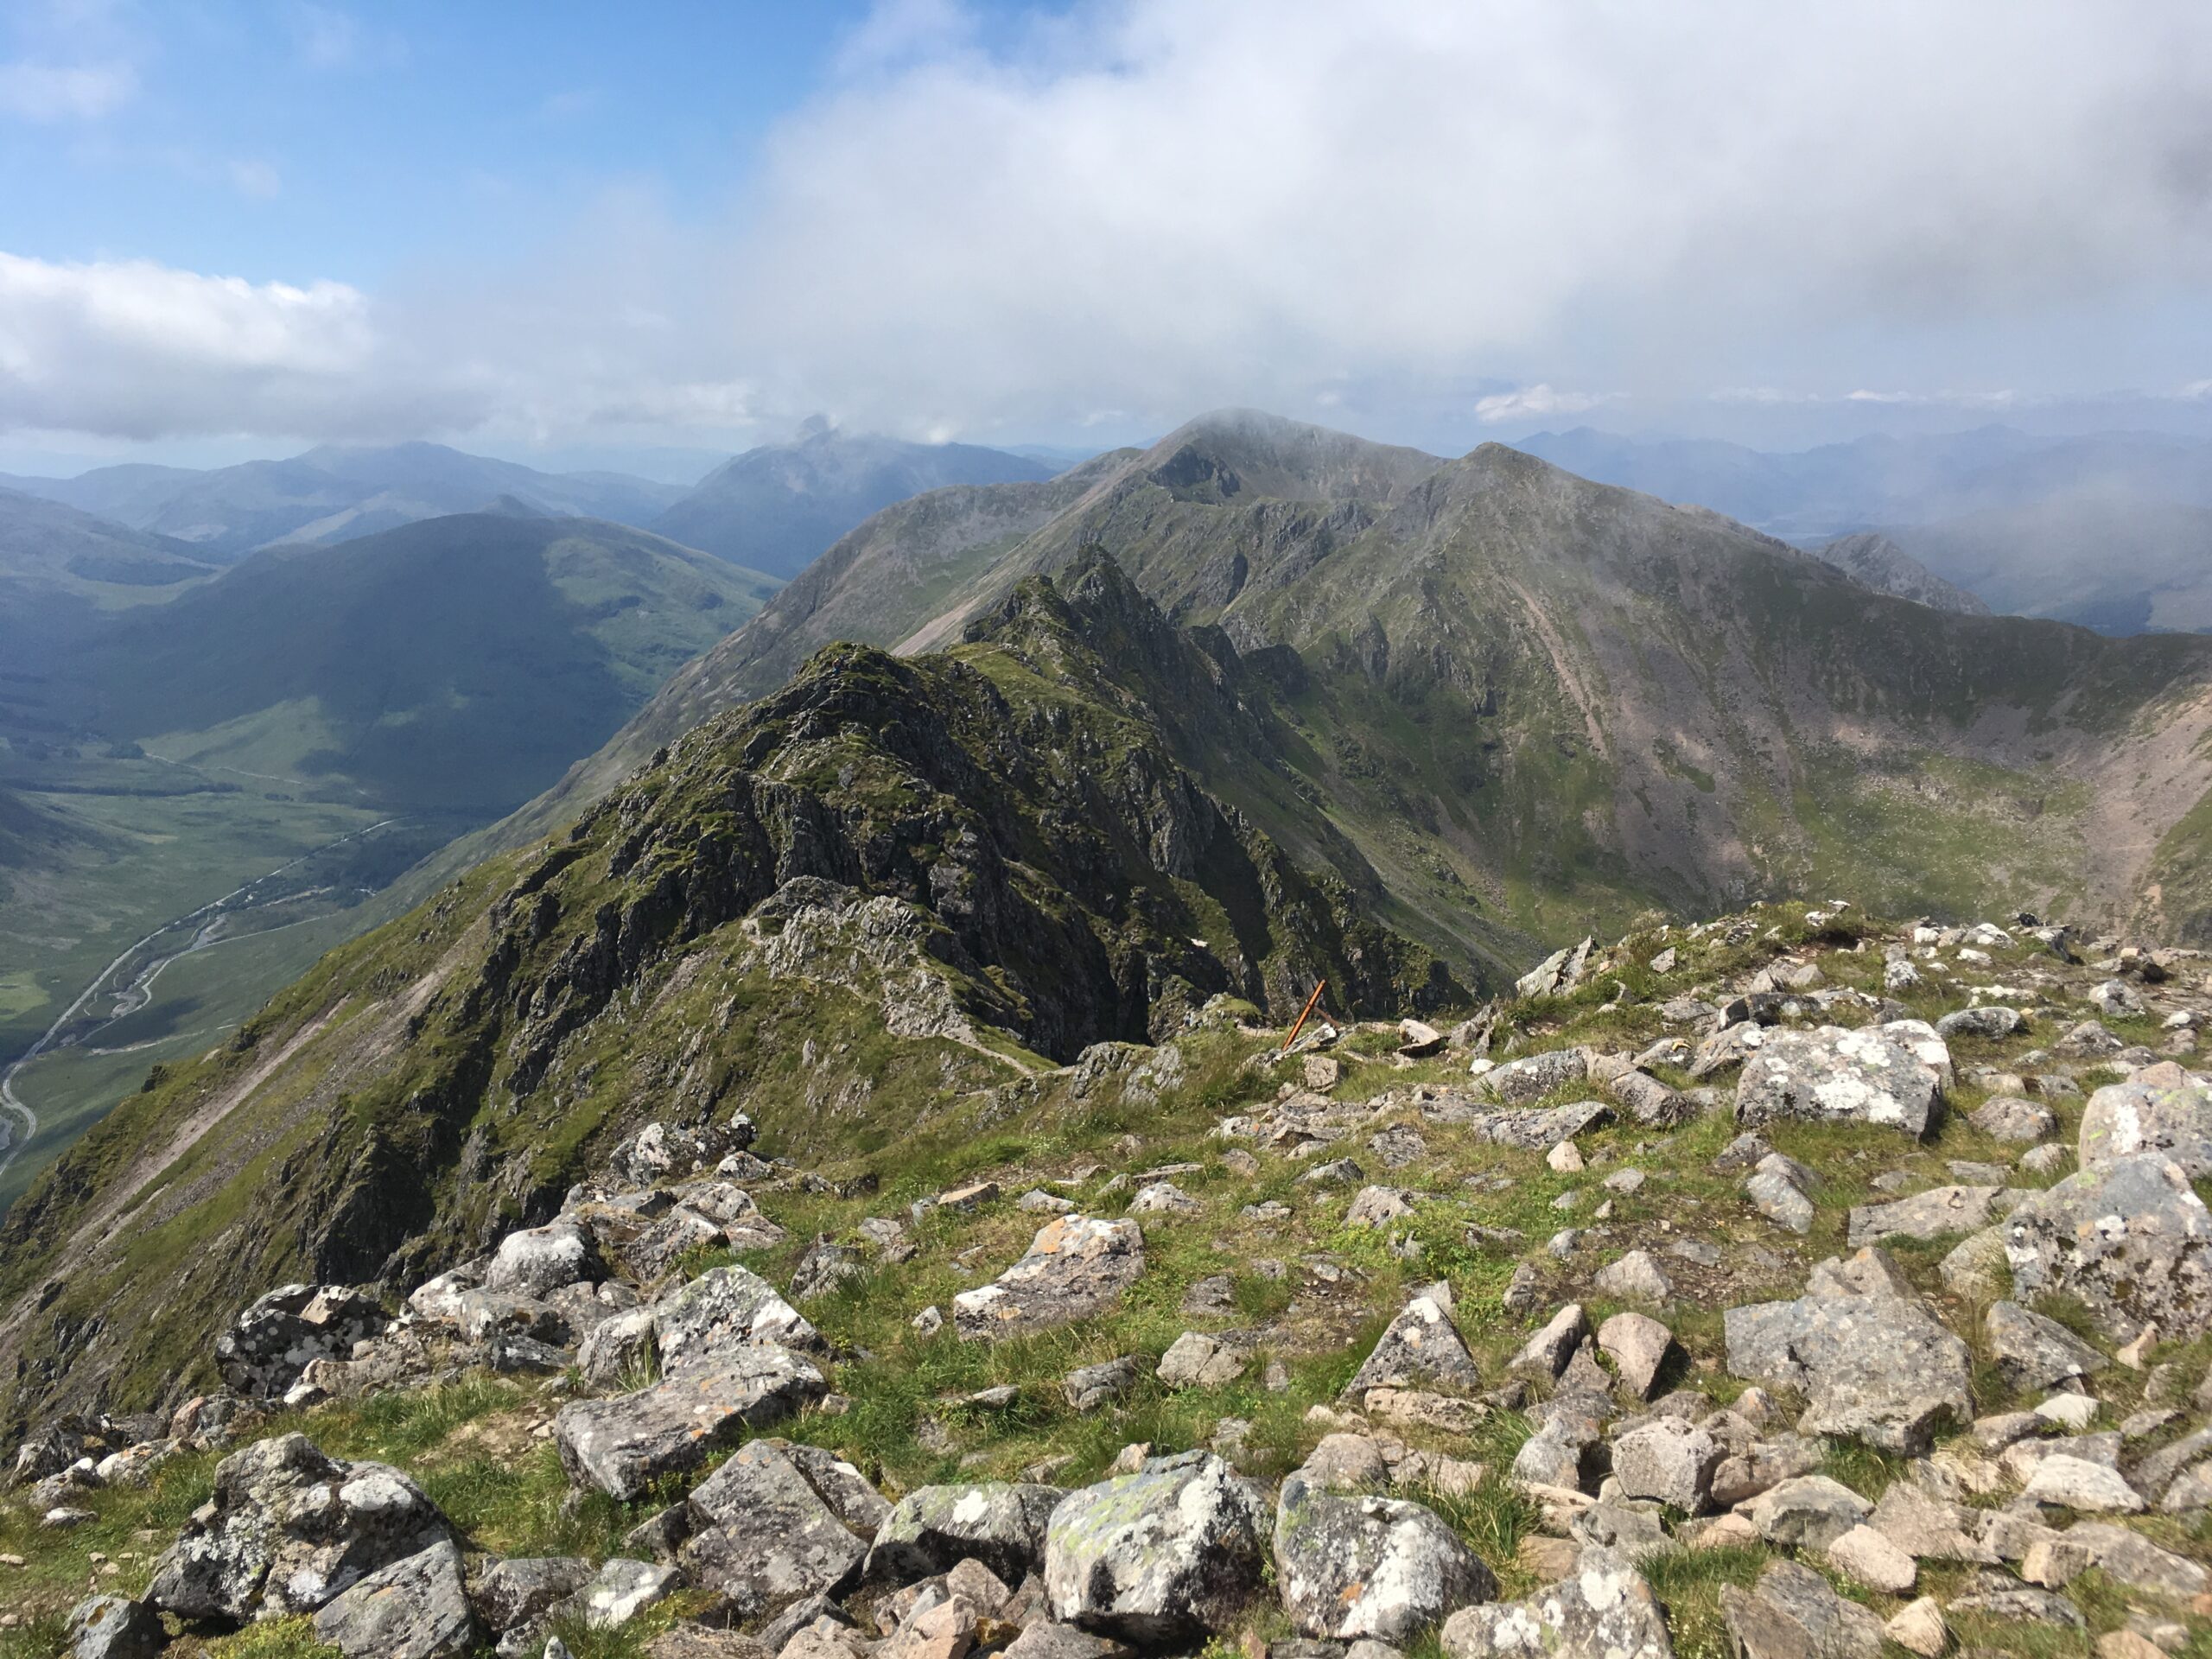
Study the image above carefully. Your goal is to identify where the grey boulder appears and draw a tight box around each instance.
[654,1264,821,1369]
[1719,1560,1882,1659]
[213,1283,386,1399]
[953,1217,1145,1339]
[1044,1450,1268,1643]
[147,1432,450,1620]
[1609,1419,1719,1512]
[1274,1473,1497,1642]
[483,1222,601,1299]
[2079,1062,2212,1177]
[1735,1021,1948,1137]
[64,1594,163,1659]
[678,1439,888,1618]
[2002,1154,2212,1340]
[1440,1546,1672,1659]
[310,1537,477,1659]
[553,1346,826,1499]
[1344,1287,1484,1399]
[1984,1300,2107,1392]
[1847,1185,2004,1248]
[1723,1249,1973,1453]
[866,1481,1067,1586]
[1478,1047,1593,1106]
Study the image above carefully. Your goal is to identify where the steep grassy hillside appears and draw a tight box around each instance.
[73,512,777,811]
[0,558,1457,1427]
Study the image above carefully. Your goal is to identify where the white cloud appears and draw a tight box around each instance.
[0,254,477,439]
[0,57,133,120]
[1474,385,1624,423]
[10,1,2212,445]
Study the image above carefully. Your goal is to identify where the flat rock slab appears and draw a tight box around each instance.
[554,1347,826,1500]
[1725,1259,1973,1454]
[1847,1185,2003,1247]
[953,1217,1144,1339]
[1720,1560,1883,1659]
[1736,1022,1949,1137]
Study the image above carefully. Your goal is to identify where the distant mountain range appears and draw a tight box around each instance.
[0,442,689,562]
[1513,425,2212,634]
[649,423,1053,577]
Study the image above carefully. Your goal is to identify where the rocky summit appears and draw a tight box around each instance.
[6,876,2212,1659]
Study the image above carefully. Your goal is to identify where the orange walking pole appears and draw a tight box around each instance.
[1281,978,1328,1054]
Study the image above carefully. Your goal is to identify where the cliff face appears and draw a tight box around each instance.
[0,555,1458,1431]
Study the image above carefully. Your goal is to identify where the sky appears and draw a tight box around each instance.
[3,0,2212,475]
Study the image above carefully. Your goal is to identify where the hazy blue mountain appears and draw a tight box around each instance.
[651,423,1052,577]
[1514,425,2212,633]
[0,442,689,560]
[1513,425,2212,537]
[1811,531,1989,614]
[1892,497,2212,634]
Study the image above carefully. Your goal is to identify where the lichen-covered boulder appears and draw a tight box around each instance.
[310,1538,477,1659]
[1043,1450,1268,1643]
[213,1284,387,1399]
[1735,1022,1948,1137]
[2079,1064,2212,1177]
[1274,1473,1497,1641]
[63,1593,163,1659]
[482,1222,602,1300]
[1440,1546,1672,1659]
[147,1433,451,1620]
[677,1440,888,1621]
[1724,1249,1973,1453]
[954,1217,1144,1339]
[2002,1154,2212,1341]
[553,1347,826,1500]
[1478,1047,1593,1106]
[1985,1300,2107,1392]
[653,1264,821,1369]
[865,1481,1068,1586]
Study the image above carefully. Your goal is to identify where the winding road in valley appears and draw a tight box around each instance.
[0,817,399,1185]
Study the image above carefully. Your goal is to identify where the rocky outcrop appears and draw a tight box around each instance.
[147,1433,451,1621]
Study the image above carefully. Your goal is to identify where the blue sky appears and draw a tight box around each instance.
[3,2,2210,475]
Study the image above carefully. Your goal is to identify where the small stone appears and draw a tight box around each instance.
[1592,1250,1671,1304]
[1827,1524,1916,1594]
[2023,1452,2145,1512]
[1597,1312,1675,1400]
[1548,1142,1585,1173]
[1885,1597,1948,1656]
